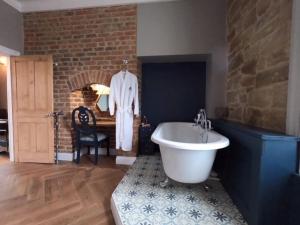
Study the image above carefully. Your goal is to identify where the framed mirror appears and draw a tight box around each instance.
[90,84,110,112]
[96,94,109,112]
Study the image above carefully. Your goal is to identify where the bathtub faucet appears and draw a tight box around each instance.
[195,109,212,130]
[194,112,201,126]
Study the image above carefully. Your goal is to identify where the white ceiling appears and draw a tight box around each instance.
[4,0,179,13]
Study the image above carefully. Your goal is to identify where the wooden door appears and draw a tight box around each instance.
[11,55,54,163]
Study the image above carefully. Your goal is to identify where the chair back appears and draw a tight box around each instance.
[72,106,96,135]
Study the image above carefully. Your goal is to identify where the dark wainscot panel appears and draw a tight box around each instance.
[213,120,298,225]
[284,174,300,225]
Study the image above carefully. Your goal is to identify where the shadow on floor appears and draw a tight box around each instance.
[0,151,9,165]
[60,155,129,172]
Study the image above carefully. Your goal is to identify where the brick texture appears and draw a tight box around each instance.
[226,0,293,132]
[23,5,140,156]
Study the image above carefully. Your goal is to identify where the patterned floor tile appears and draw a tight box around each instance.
[112,156,247,225]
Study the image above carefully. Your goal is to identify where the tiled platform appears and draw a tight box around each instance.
[111,156,247,225]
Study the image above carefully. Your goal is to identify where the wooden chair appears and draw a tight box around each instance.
[71,106,110,164]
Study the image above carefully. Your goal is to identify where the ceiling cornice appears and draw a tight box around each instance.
[3,0,178,13]
[3,0,22,11]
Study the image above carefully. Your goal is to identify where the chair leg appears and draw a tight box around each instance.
[94,146,98,165]
[87,146,90,155]
[76,144,81,164]
[107,138,110,156]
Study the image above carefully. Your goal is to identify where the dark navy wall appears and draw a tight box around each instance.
[141,62,206,127]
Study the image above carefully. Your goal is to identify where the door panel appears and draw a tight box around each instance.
[35,61,49,111]
[36,123,49,152]
[17,123,31,152]
[11,55,54,163]
[15,61,35,111]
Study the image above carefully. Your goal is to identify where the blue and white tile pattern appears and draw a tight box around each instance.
[112,156,247,225]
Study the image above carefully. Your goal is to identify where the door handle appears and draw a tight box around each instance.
[45,111,64,118]
[46,112,54,117]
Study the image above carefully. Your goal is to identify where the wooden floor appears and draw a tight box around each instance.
[0,155,128,225]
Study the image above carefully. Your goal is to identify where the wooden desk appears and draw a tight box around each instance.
[95,120,115,127]
[94,120,115,150]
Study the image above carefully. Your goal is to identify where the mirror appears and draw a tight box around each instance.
[96,95,109,112]
[90,84,110,112]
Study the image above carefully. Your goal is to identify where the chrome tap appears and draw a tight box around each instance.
[194,111,201,126]
[199,109,206,127]
[194,109,212,131]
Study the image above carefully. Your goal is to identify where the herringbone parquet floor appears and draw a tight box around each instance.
[0,156,127,225]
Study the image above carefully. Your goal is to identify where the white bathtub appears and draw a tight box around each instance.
[151,122,229,183]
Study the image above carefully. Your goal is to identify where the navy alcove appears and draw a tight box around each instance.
[213,120,298,225]
[141,62,206,127]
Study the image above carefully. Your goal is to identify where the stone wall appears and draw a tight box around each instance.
[226,0,293,132]
[23,5,140,156]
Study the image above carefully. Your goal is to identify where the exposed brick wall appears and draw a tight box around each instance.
[23,5,139,155]
[67,71,111,91]
[226,0,293,132]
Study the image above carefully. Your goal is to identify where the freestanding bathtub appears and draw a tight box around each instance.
[151,122,229,184]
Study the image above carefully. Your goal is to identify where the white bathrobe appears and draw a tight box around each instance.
[109,70,139,151]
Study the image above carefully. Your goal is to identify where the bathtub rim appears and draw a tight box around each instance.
[151,122,229,151]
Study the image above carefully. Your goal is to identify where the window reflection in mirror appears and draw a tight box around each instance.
[97,95,109,112]
[90,84,110,112]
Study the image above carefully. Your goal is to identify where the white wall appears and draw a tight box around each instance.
[0,0,23,53]
[0,64,7,109]
[286,0,300,137]
[286,0,300,173]
[137,0,227,117]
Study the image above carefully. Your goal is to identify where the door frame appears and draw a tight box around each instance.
[286,0,300,173]
[0,44,20,162]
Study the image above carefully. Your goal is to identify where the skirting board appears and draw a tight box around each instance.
[57,147,116,161]
[115,156,136,165]
[111,197,123,225]
[57,148,137,166]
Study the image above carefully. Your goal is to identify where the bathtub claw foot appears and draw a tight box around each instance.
[160,177,169,188]
[203,184,212,192]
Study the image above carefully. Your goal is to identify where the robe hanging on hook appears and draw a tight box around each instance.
[122,58,129,71]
